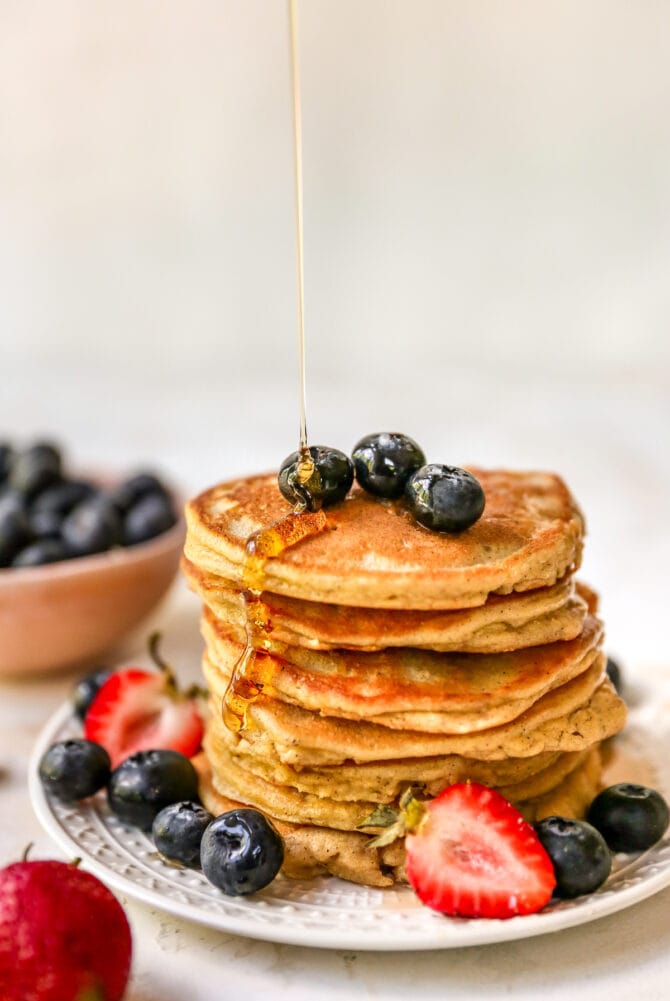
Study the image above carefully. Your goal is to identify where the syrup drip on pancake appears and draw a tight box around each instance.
[222,509,327,731]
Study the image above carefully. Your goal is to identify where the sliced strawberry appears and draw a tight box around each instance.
[84,636,204,768]
[404,783,556,919]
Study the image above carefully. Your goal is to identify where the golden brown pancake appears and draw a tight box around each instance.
[184,469,584,610]
[183,556,589,653]
[202,611,603,733]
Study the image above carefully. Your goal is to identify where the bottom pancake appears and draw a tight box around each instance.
[195,747,604,888]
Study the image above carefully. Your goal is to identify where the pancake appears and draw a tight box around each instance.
[202,652,623,766]
[184,469,584,610]
[202,611,603,733]
[183,557,589,653]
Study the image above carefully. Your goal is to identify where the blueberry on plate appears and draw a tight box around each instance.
[535,816,611,899]
[12,538,70,567]
[107,750,199,831]
[39,739,111,802]
[587,784,670,853]
[10,442,62,499]
[72,666,114,722]
[152,801,214,868]
[405,464,485,533]
[111,473,169,514]
[352,432,426,499]
[278,445,354,512]
[606,657,623,695]
[61,496,121,557]
[123,492,176,546]
[200,808,284,896]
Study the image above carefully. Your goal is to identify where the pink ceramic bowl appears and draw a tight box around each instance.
[0,511,185,675]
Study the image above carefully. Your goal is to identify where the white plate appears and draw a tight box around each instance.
[29,687,670,951]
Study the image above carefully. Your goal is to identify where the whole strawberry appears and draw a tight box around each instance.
[0,858,132,1001]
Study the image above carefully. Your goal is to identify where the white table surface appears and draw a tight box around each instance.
[2,372,670,1000]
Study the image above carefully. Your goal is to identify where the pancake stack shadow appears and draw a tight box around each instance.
[183,469,626,887]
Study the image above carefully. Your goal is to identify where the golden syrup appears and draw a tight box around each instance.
[221,0,324,733]
[222,508,327,732]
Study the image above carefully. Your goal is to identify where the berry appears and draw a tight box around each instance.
[0,858,131,1001]
[9,442,62,499]
[352,432,426,498]
[84,636,203,767]
[123,492,176,546]
[587,784,670,853]
[12,538,69,567]
[0,498,32,567]
[0,443,12,484]
[278,445,354,511]
[29,480,96,538]
[534,816,611,899]
[61,495,121,556]
[111,472,170,513]
[200,809,284,896]
[152,801,214,868]
[108,749,199,830]
[403,783,556,918]
[72,666,114,721]
[606,657,623,694]
[405,464,485,533]
[38,739,111,801]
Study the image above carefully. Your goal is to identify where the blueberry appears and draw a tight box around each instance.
[30,480,96,540]
[0,444,13,484]
[587,784,670,853]
[39,739,111,802]
[352,432,426,499]
[123,493,176,546]
[278,446,354,512]
[535,816,611,899]
[12,538,70,567]
[200,808,284,896]
[72,666,113,722]
[10,442,62,499]
[61,496,121,556]
[405,464,485,533]
[606,657,623,695]
[0,499,33,567]
[111,473,170,514]
[107,750,199,831]
[152,801,214,868]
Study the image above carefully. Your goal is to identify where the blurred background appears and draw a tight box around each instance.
[1,0,668,665]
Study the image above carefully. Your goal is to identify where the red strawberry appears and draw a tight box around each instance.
[404,783,556,919]
[84,634,204,768]
[0,858,132,1001]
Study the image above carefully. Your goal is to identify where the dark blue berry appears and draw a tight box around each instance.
[405,464,485,533]
[152,801,214,868]
[107,750,199,831]
[72,666,113,722]
[10,442,62,499]
[0,444,13,484]
[278,446,354,511]
[200,808,284,896]
[12,538,70,567]
[352,432,425,499]
[123,493,176,546]
[111,473,170,514]
[535,816,611,898]
[606,657,623,695]
[587,784,669,853]
[30,480,96,538]
[61,496,121,557]
[39,739,111,801]
[0,497,32,567]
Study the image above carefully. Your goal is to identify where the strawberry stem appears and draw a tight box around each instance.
[148,632,178,691]
[21,843,33,863]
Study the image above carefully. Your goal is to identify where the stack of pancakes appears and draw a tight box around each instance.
[183,468,626,887]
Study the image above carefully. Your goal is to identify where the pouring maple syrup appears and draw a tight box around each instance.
[222,0,327,732]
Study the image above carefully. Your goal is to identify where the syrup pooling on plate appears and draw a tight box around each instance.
[222,507,327,732]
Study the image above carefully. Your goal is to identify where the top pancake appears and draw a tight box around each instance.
[185,468,584,609]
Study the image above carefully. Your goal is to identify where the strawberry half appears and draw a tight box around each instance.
[84,634,204,768]
[404,783,556,919]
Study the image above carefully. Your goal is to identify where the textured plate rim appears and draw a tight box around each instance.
[29,693,670,951]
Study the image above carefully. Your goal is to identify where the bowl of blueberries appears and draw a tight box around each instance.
[0,440,184,675]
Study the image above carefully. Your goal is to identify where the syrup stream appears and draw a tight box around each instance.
[222,0,323,732]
